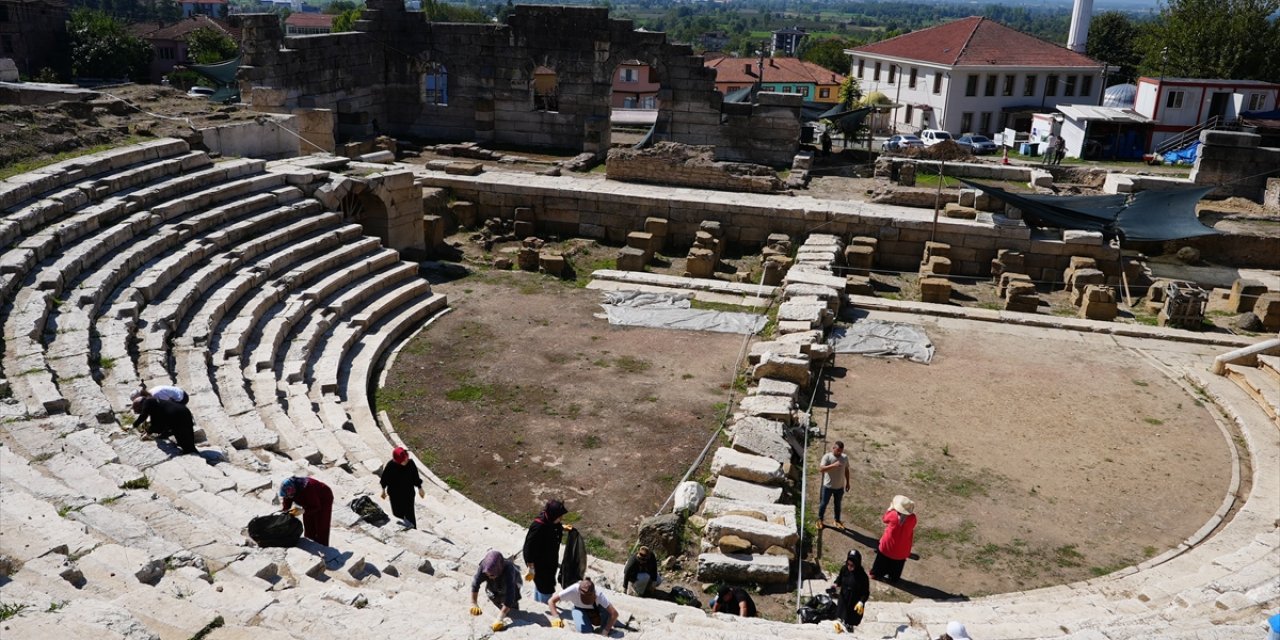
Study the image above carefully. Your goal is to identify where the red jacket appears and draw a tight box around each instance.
[878,509,916,560]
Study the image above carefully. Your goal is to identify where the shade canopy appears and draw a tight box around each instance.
[961,180,1218,242]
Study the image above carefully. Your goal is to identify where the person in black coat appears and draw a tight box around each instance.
[622,545,660,596]
[379,446,424,528]
[132,396,197,454]
[833,549,870,629]
[523,499,568,603]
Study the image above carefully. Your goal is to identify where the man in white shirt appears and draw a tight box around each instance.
[547,577,618,635]
[818,440,851,529]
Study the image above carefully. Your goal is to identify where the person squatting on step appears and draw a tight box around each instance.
[833,549,870,631]
[622,545,661,597]
[379,446,424,528]
[279,476,334,546]
[711,585,757,617]
[131,394,198,454]
[470,549,521,631]
[133,383,189,404]
[524,498,569,603]
[547,577,619,634]
[871,494,917,583]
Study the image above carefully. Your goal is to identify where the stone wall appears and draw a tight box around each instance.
[1191,130,1280,200]
[606,142,784,193]
[199,113,304,159]
[238,3,800,166]
[419,170,1124,282]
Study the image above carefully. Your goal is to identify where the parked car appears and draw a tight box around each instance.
[919,129,953,146]
[956,134,999,154]
[881,135,924,152]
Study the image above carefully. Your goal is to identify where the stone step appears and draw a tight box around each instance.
[1224,363,1280,421]
[311,278,432,397]
[1257,353,1280,379]
[0,138,190,212]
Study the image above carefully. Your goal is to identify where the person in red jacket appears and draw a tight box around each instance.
[871,494,916,583]
[280,476,334,546]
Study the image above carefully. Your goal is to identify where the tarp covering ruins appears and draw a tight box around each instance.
[596,291,767,334]
[828,321,935,364]
[961,180,1219,243]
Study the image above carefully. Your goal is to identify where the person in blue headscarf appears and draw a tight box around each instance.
[279,476,334,546]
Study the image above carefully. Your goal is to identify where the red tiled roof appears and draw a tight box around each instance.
[705,56,846,86]
[850,16,1099,68]
[285,13,334,29]
[129,15,239,42]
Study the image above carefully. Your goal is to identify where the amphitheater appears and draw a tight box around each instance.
[0,137,1276,640]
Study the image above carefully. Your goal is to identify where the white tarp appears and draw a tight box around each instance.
[596,291,767,334]
[828,320,934,364]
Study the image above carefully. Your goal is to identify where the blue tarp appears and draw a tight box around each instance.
[1162,141,1199,165]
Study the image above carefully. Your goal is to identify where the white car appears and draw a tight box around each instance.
[920,129,954,146]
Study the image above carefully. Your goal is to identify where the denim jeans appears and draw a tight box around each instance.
[818,485,844,522]
[571,606,604,633]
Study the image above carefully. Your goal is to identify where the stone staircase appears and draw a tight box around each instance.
[0,140,1275,639]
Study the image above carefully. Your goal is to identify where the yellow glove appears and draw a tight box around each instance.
[491,619,506,632]
[562,524,573,531]
[525,570,535,582]
[833,621,846,633]
[551,619,565,629]
[469,606,482,616]
[854,601,864,616]
[287,507,302,517]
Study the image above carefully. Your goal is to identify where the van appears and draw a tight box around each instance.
[920,129,953,146]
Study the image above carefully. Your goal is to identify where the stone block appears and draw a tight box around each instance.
[517,247,539,271]
[920,256,951,276]
[850,236,877,249]
[1006,281,1037,299]
[673,481,706,514]
[443,161,483,176]
[1070,268,1107,305]
[696,552,790,584]
[919,276,952,304]
[752,352,810,388]
[924,241,951,260]
[686,248,716,278]
[845,275,874,296]
[358,150,395,164]
[751,378,800,398]
[423,214,445,248]
[1005,294,1040,313]
[1029,168,1053,187]
[711,447,786,486]
[1229,279,1268,313]
[784,268,846,291]
[538,252,565,277]
[448,200,478,229]
[711,476,783,503]
[705,515,797,551]
[844,245,874,275]
[1080,298,1118,321]
[1254,292,1280,331]
[513,220,536,237]
[627,231,656,256]
[777,300,831,328]
[700,497,796,528]
[644,217,669,249]
[736,395,794,425]
[998,272,1032,299]
[514,207,536,222]
[731,416,792,465]
[616,246,647,272]
[943,202,978,219]
[1064,230,1104,246]
[718,535,752,554]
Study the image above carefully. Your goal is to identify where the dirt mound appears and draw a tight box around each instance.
[905,139,974,162]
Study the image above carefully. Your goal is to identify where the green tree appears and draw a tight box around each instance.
[798,36,854,75]
[1086,11,1143,84]
[332,8,363,33]
[1139,0,1280,82]
[421,0,489,23]
[185,27,238,64]
[324,0,358,13]
[837,75,862,109]
[68,8,152,82]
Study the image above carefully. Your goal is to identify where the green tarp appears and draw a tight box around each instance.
[961,180,1218,242]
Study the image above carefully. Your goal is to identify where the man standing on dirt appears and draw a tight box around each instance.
[817,440,851,529]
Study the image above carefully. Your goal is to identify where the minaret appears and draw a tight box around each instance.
[1067,0,1094,53]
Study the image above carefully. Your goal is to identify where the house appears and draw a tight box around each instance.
[771,27,806,56]
[0,0,68,78]
[130,15,239,84]
[705,56,846,104]
[1132,77,1280,151]
[845,16,1104,137]
[285,12,333,36]
[180,0,226,18]
[1055,104,1153,160]
[611,60,660,109]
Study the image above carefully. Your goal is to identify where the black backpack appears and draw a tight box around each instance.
[248,513,303,547]
[349,495,390,527]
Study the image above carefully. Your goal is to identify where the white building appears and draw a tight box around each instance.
[1132,77,1280,151]
[845,16,1105,137]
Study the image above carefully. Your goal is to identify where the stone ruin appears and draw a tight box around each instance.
[607,142,786,194]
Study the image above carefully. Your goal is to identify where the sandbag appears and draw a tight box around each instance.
[349,495,390,527]
[248,513,303,547]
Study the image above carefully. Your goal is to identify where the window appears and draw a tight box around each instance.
[1064,75,1077,97]
[965,74,978,97]
[984,75,996,97]
[1080,75,1093,98]
[857,60,864,78]
[421,62,448,106]
[640,96,656,109]
[620,68,638,83]
[904,104,913,124]
[534,66,558,111]
[799,86,809,97]
[819,88,830,99]
[1024,74,1037,97]
[908,67,917,89]
[1046,74,1058,97]
[1165,90,1185,109]
[623,97,637,108]
[1248,92,1266,111]
[887,65,896,84]
[726,86,741,93]
[158,47,175,60]
[979,112,991,134]
[961,112,973,133]
[782,85,792,93]
[932,73,942,94]
[1002,74,1015,97]
[873,62,881,82]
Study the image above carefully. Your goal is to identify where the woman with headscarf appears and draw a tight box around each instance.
[523,499,568,603]
[469,549,521,630]
[833,549,870,629]
[871,494,917,583]
[279,476,334,546]
[379,446,424,528]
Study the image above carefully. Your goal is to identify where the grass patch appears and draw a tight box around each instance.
[582,434,602,449]
[1089,562,1129,576]
[613,355,651,374]
[190,615,226,640]
[0,138,145,180]
[1131,379,1149,387]
[915,520,976,545]
[120,476,150,490]
[584,535,619,561]
[914,173,963,189]
[0,602,30,622]
[443,475,466,490]
[1054,544,1084,568]
[574,256,617,288]
[445,383,495,402]
[1143,417,1164,426]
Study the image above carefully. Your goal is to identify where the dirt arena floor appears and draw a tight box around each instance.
[382,263,1233,618]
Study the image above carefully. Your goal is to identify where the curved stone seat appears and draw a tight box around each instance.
[310,278,432,399]
[0,139,190,212]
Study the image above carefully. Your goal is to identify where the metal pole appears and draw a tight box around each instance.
[931,160,945,242]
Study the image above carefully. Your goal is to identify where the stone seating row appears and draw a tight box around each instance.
[0,138,191,212]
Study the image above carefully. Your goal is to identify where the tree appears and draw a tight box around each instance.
[332,8,363,33]
[324,0,358,13]
[837,75,861,109]
[1138,0,1280,82]
[421,0,489,23]
[1085,11,1143,85]
[185,27,238,65]
[798,36,854,75]
[68,8,152,82]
